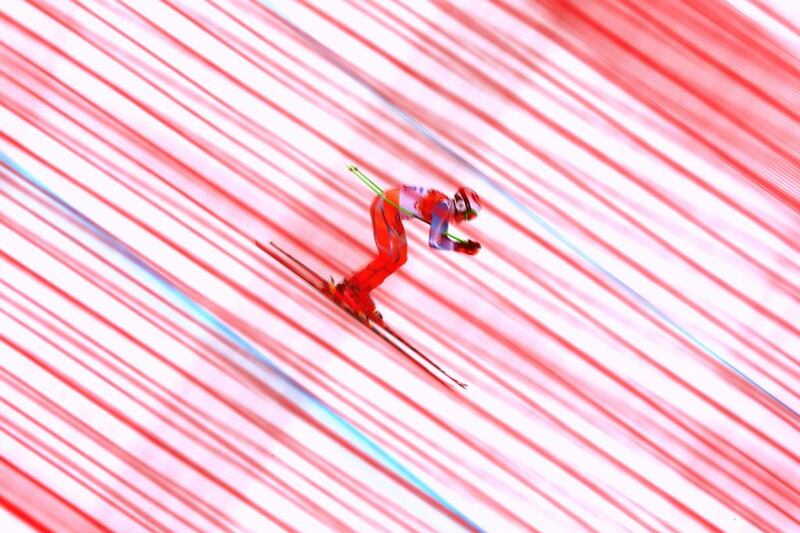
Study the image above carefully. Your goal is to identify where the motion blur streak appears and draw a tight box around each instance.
[1,1,798,531]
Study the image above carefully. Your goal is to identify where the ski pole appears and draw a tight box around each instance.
[347,164,468,244]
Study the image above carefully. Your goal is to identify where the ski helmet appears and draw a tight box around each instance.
[454,186,481,220]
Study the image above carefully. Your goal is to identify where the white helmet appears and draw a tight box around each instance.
[454,186,481,220]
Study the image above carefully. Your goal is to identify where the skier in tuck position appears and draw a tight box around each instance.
[330,183,482,325]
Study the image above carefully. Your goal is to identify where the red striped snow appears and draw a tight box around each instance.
[1,1,798,531]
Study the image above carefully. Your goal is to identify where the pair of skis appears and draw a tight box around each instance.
[256,240,467,390]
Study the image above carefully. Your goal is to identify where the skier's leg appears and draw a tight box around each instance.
[349,197,406,293]
[332,197,390,316]
[347,197,399,288]
[362,229,407,291]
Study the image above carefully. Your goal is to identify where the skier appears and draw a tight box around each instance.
[330,184,482,325]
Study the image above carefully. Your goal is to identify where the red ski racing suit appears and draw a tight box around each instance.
[339,185,480,317]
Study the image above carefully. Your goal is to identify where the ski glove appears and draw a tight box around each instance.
[455,239,481,255]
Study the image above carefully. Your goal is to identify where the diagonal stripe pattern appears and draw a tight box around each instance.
[1,1,799,531]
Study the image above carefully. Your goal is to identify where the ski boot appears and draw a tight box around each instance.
[369,308,385,328]
[348,285,384,327]
[329,279,384,327]
[328,279,367,321]
[358,294,384,327]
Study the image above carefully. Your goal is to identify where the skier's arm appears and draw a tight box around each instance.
[428,202,456,251]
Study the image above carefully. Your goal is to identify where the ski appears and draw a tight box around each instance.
[257,240,467,390]
[380,323,468,389]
